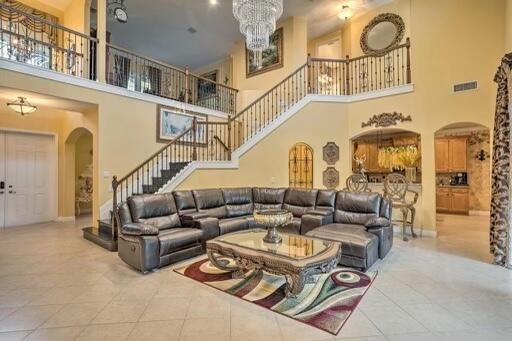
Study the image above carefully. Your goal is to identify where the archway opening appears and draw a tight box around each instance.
[65,127,94,228]
[434,122,491,261]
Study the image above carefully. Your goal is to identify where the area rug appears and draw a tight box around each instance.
[174,257,376,335]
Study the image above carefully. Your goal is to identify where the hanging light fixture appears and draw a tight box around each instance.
[337,5,353,20]
[7,97,37,116]
[233,0,283,66]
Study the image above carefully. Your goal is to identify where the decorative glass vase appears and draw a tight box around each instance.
[405,167,417,182]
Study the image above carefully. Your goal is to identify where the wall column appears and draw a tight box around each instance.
[421,132,436,232]
[96,0,107,82]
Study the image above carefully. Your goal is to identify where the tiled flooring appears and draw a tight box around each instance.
[0,214,512,340]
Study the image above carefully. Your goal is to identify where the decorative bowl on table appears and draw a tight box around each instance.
[253,209,293,244]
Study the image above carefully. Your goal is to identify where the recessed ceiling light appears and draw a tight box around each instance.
[209,0,218,6]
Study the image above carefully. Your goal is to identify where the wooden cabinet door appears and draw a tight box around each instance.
[435,139,450,172]
[436,188,451,212]
[367,143,380,172]
[451,188,469,214]
[449,138,467,172]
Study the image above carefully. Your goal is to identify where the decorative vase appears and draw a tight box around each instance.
[405,167,417,182]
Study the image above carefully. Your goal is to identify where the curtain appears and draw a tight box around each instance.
[0,0,59,44]
[490,53,512,268]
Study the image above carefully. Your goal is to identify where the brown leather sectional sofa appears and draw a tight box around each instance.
[116,187,393,273]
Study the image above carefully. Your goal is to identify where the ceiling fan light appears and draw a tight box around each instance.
[7,97,37,116]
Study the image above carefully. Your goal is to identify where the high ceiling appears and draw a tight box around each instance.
[102,0,391,69]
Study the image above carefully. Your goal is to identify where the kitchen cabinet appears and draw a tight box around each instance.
[435,137,467,172]
[436,187,469,214]
[353,142,387,173]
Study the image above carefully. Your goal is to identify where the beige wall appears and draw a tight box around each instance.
[75,131,93,213]
[507,0,512,51]
[16,0,63,19]
[177,0,505,231]
[0,100,96,219]
[63,0,89,34]
[307,29,343,58]
[231,16,308,109]
[193,58,233,88]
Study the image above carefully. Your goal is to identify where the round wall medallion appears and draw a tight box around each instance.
[323,142,340,165]
[323,167,339,189]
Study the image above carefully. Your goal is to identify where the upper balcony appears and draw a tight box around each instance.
[0,1,412,117]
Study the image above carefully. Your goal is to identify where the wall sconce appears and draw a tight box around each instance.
[6,97,37,116]
[475,149,490,161]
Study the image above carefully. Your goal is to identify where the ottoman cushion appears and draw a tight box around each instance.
[306,223,379,270]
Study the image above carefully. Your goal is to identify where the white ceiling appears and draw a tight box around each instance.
[103,0,391,69]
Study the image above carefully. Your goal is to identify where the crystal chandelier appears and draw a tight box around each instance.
[233,0,283,65]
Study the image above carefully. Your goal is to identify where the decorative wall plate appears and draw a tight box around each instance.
[323,142,339,165]
[323,167,339,189]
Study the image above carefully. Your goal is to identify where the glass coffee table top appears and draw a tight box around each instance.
[215,229,331,260]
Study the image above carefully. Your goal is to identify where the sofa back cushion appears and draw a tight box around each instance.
[221,188,254,217]
[127,193,181,230]
[172,190,197,215]
[334,191,381,225]
[253,188,286,211]
[192,189,228,218]
[283,188,318,217]
[315,190,336,212]
[380,197,392,220]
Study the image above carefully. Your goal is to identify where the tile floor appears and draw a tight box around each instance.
[0,214,511,340]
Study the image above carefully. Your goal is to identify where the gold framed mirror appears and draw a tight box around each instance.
[360,13,405,56]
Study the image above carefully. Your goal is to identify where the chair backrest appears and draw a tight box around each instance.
[252,188,286,211]
[192,189,228,218]
[283,188,318,217]
[127,193,182,231]
[344,174,370,193]
[334,191,382,225]
[383,173,409,201]
[315,190,336,212]
[221,187,254,217]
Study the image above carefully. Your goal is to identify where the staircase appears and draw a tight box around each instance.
[86,39,412,251]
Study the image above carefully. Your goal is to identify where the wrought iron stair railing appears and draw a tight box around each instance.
[110,40,412,241]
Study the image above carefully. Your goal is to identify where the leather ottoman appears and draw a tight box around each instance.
[306,224,379,271]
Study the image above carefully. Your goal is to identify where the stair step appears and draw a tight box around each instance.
[142,184,159,194]
[160,169,180,179]
[168,162,189,170]
[82,227,117,251]
[152,176,172,187]
[97,219,112,235]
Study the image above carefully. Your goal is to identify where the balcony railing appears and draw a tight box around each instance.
[105,43,238,115]
[0,2,97,79]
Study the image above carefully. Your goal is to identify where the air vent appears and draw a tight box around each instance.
[453,81,478,93]
[187,27,197,34]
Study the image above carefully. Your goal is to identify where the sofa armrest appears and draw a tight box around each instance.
[364,217,391,229]
[306,208,333,216]
[300,213,333,235]
[121,222,159,236]
[191,217,220,242]
[181,212,209,222]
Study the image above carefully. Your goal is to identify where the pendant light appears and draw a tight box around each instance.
[7,97,37,116]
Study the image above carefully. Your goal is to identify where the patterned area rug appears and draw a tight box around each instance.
[175,257,376,335]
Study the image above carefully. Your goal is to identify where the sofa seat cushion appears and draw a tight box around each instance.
[277,217,301,235]
[158,228,202,256]
[219,217,250,235]
[306,224,378,259]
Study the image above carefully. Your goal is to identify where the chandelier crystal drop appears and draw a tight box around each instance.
[233,0,283,56]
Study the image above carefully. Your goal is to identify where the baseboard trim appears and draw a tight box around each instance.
[393,225,437,237]
[55,216,76,222]
[469,210,490,216]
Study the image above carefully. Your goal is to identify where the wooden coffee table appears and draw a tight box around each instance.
[206,229,341,296]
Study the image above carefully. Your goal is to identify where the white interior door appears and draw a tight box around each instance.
[0,133,5,229]
[4,132,56,227]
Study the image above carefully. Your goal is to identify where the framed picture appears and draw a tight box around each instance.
[246,27,283,78]
[157,105,207,144]
[198,70,217,98]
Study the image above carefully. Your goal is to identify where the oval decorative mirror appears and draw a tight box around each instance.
[360,13,405,55]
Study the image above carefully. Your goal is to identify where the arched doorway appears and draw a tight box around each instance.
[434,122,491,261]
[65,127,94,227]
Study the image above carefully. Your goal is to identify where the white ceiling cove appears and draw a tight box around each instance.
[105,0,391,69]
